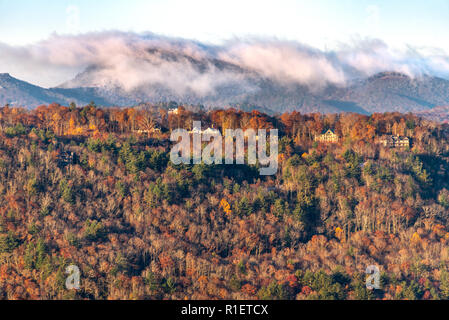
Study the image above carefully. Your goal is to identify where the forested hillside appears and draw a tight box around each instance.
[1,103,449,300]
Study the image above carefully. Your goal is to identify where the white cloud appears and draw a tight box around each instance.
[0,31,448,93]
[220,40,346,89]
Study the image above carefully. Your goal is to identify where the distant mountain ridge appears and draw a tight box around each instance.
[331,71,449,113]
[0,73,109,107]
[416,105,449,123]
[2,53,449,117]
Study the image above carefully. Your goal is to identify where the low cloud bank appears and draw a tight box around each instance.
[0,31,448,95]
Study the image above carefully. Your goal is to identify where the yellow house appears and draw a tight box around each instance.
[168,108,179,115]
[315,129,339,143]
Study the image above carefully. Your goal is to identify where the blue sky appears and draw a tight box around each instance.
[1,0,448,51]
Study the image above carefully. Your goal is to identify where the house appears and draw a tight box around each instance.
[58,151,76,167]
[190,127,202,134]
[189,126,220,135]
[133,126,161,135]
[168,108,179,115]
[202,127,220,135]
[380,135,410,148]
[315,129,339,143]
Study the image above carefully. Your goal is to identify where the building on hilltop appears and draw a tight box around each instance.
[132,126,161,135]
[57,151,76,167]
[168,108,179,115]
[202,127,220,135]
[315,129,339,143]
[380,135,410,148]
[189,125,220,135]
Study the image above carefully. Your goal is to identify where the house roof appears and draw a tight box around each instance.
[190,127,220,134]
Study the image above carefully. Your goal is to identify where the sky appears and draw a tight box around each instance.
[1,0,448,50]
[0,0,448,88]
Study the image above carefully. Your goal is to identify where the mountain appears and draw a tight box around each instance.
[0,73,71,107]
[326,72,449,113]
[236,71,449,114]
[0,73,111,108]
[416,105,449,123]
[55,52,449,114]
[2,52,449,115]
[55,50,361,113]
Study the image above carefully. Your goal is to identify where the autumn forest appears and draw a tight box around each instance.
[1,102,449,300]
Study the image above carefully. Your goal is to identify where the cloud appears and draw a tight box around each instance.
[0,31,448,95]
[219,39,346,89]
[336,38,449,79]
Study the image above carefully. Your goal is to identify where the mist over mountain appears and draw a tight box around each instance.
[2,68,449,116]
[323,72,449,113]
[1,32,449,114]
